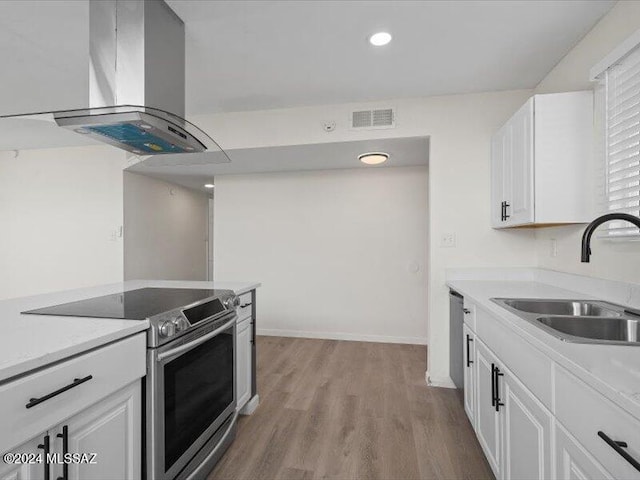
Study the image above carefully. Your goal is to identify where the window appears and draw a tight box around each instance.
[598,41,640,237]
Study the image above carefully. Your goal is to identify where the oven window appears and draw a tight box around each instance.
[164,328,234,471]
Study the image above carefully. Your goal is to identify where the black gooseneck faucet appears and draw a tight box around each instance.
[581,213,640,262]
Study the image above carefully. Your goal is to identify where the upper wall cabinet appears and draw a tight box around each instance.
[491,91,594,228]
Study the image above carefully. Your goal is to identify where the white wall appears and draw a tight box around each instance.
[123,172,209,281]
[194,89,536,383]
[0,146,126,300]
[533,1,640,284]
[214,166,429,344]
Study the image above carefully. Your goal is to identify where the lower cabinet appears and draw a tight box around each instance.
[473,336,552,480]
[0,382,141,480]
[501,367,552,480]
[475,339,502,476]
[462,299,633,480]
[555,423,612,480]
[0,436,46,480]
[236,318,252,411]
[463,324,476,423]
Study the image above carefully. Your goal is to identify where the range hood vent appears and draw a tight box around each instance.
[0,0,230,164]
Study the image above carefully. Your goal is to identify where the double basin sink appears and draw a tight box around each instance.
[492,298,640,346]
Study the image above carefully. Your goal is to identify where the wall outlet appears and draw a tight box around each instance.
[440,232,456,248]
[550,238,558,257]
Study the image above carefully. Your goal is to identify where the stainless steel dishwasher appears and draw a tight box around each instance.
[449,289,464,389]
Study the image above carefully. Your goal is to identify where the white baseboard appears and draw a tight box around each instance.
[256,328,427,345]
[425,371,457,389]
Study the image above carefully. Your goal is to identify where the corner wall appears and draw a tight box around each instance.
[123,172,209,281]
[533,1,640,284]
[0,146,126,300]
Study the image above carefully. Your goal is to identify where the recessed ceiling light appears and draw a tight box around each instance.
[204,184,214,189]
[359,152,389,165]
[369,32,392,47]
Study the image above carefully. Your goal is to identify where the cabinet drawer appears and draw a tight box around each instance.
[0,333,146,454]
[463,299,477,331]
[555,366,640,479]
[237,291,253,321]
[475,305,553,409]
[238,316,251,333]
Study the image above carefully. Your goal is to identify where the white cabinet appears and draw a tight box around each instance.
[0,382,140,480]
[555,423,612,480]
[461,298,640,480]
[474,339,502,476]
[0,435,47,480]
[463,323,476,424]
[0,335,145,480]
[501,368,553,480]
[491,91,594,228]
[53,382,141,480]
[236,319,252,412]
[473,337,552,480]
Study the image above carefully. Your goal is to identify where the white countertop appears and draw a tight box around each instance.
[447,278,640,420]
[0,280,261,384]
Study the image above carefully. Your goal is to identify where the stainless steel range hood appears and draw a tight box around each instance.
[1,0,229,163]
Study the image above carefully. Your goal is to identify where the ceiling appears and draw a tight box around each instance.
[0,0,614,118]
[126,137,429,191]
[169,0,614,114]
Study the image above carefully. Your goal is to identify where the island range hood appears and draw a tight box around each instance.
[1,0,229,163]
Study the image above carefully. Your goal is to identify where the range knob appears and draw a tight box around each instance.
[159,320,176,338]
[173,316,189,332]
[224,295,240,310]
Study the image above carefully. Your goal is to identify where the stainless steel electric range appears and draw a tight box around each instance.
[24,287,241,480]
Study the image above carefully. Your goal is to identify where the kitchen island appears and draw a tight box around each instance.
[0,279,260,480]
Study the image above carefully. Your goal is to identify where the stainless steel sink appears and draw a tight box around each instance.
[491,297,640,346]
[536,316,639,343]
[501,299,620,317]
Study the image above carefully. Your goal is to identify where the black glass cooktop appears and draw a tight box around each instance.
[22,288,219,320]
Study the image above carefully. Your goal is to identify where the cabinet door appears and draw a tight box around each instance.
[52,382,141,480]
[462,324,476,425]
[236,320,252,411]
[0,434,48,480]
[501,369,552,480]
[491,125,507,227]
[474,339,501,477]
[504,98,534,226]
[555,422,612,480]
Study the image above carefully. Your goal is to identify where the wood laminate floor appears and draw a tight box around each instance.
[209,336,493,480]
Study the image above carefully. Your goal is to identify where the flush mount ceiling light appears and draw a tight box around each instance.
[358,152,389,165]
[369,31,392,47]
[204,184,214,189]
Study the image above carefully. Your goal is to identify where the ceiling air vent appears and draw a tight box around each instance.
[351,108,395,130]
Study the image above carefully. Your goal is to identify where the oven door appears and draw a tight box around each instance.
[147,316,237,480]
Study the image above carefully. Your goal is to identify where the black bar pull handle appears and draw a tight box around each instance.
[26,375,93,409]
[491,363,496,407]
[500,201,505,221]
[463,308,471,315]
[598,431,640,472]
[466,335,474,367]
[37,434,50,480]
[495,367,505,412]
[56,425,69,480]
[240,303,253,308]
[504,202,511,220]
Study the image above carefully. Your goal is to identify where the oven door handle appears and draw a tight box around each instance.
[157,318,236,363]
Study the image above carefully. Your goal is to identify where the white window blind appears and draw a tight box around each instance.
[603,45,640,237]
